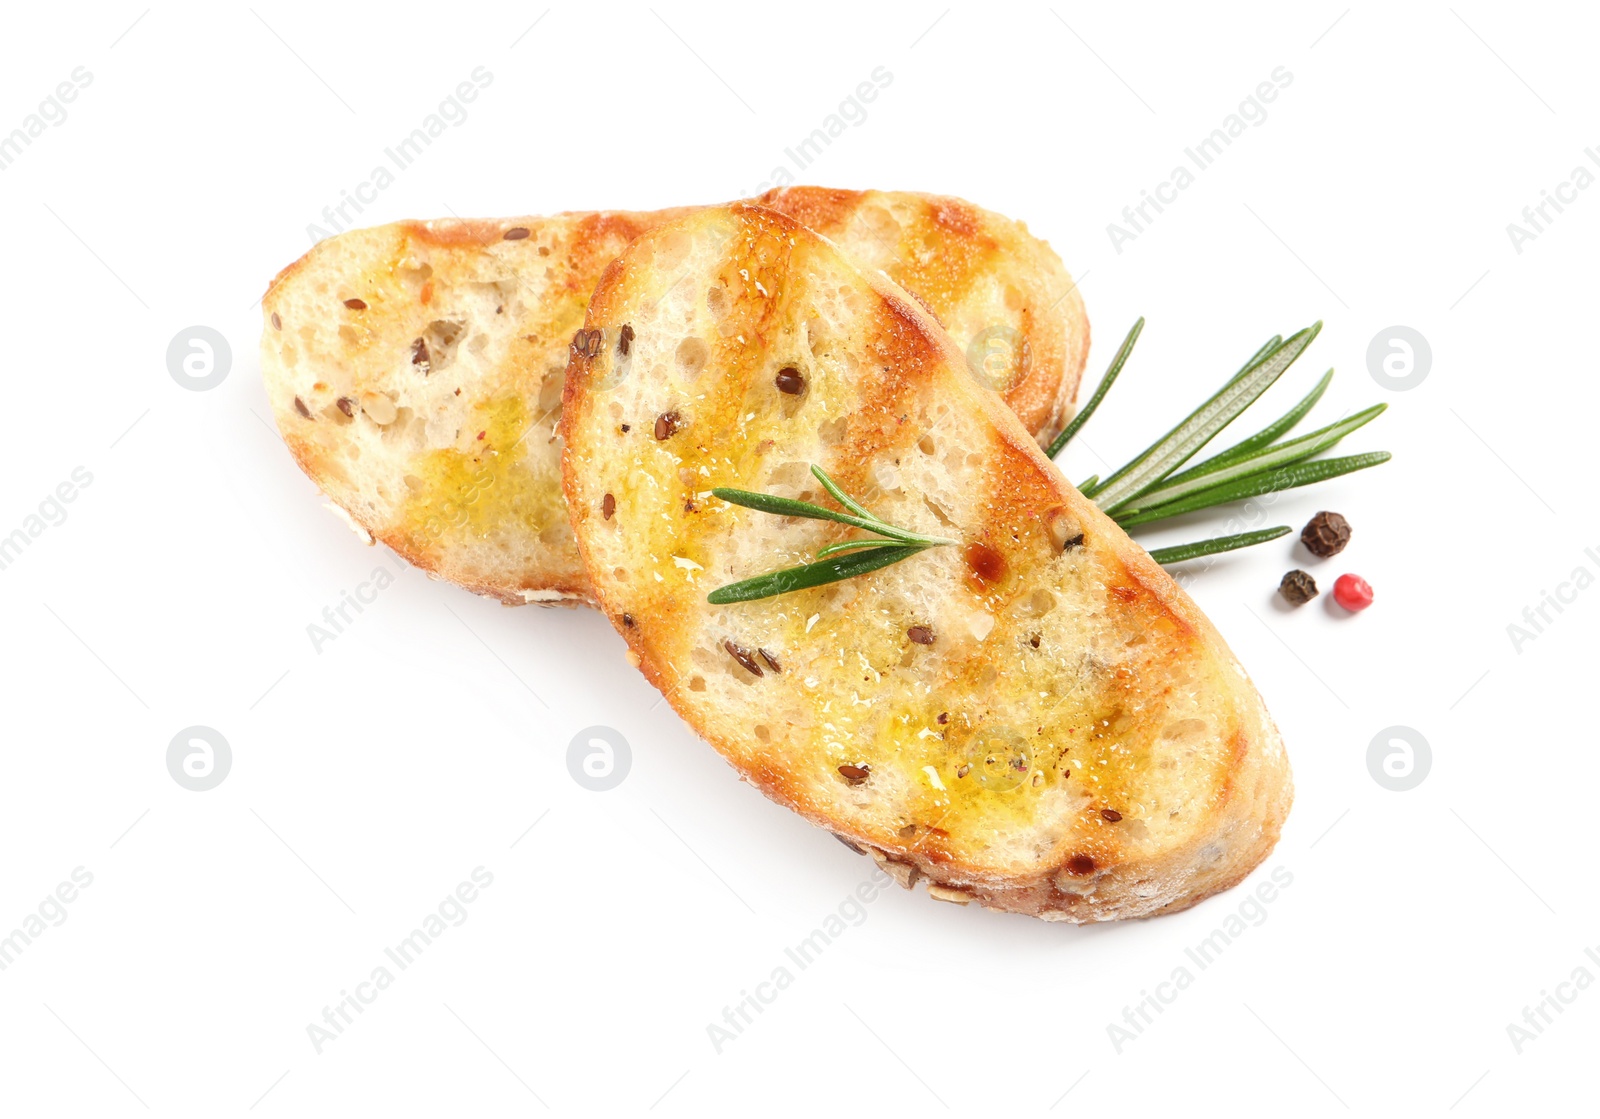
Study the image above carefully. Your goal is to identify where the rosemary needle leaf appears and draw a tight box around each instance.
[1047,317,1144,459]
[1117,403,1386,513]
[810,464,878,521]
[712,486,868,526]
[707,545,928,604]
[1114,451,1391,528]
[1147,526,1291,565]
[813,537,924,560]
[1161,368,1334,487]
[1229,335,1284,384]
[711,487,922,544]
[1093,322,1322,512]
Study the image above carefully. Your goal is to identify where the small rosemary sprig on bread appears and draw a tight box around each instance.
[705,466,957,604]
[706,319,1390,603]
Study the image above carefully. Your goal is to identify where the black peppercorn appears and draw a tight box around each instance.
[1301,511,1351,557]
[1280,569,1318,606]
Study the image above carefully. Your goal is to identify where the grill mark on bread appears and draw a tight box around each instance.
[756,186,995,339]
[755,186,1084,437]
[798,294,938,502]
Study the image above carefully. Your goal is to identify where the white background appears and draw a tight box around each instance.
[0,2,1594,1115]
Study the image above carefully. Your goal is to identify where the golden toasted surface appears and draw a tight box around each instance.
[260,189,1088,604]
[563,204,1291,921]
[758,186,1088,437]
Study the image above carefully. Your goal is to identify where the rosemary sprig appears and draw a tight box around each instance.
[707,466,956,604]
[1146,526,1291,565]
[1088,323,1322,509]
[1052,316,1388,563]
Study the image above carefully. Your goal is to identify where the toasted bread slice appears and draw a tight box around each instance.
[260,189,1087,604]
[561,204,1291,922]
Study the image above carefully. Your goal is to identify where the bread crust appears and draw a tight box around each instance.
[562,203,1291,922]
[260,189,1088,605]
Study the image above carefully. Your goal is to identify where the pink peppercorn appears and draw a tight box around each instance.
[1333,574,1373,611]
